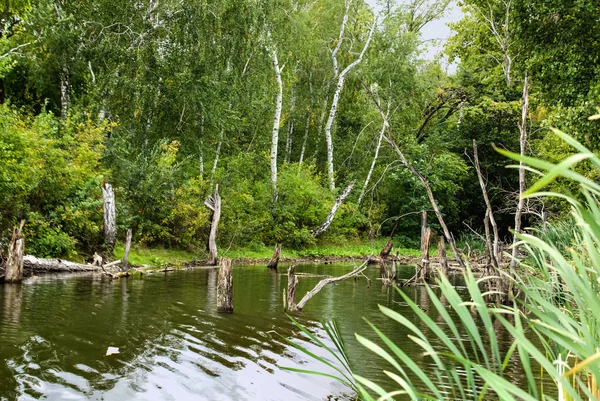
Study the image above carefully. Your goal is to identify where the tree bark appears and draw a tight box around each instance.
[217,258,233,313]
[362,81,466,268]
[268,42,284,192]
[420,210,427,253]
[122,228,132,272]
[294,261,368,311]
[22,255,102,272]
[267,243,282,269]
[4,220,25,283]
[473,139,500,268]
[438,236,449,277]
[205,184,221,266]
[379,240,393,259]
[420,227,432,282]
[60,65,70,120]
[511,73,529,269]
[312,180,356,237]
[286,265,298,312]
[324,17,377,191]
[358,117,386,205]
[102,182,116,251]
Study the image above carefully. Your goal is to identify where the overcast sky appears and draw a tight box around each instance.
[366,0,464,72]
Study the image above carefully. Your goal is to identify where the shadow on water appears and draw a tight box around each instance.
[0,264,537,400]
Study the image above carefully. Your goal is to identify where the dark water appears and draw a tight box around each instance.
[0,263,525,401]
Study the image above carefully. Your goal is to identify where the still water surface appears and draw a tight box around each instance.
[0,263,523,400]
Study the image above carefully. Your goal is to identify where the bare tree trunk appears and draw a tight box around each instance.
[473,139,500,268]
[312,180,356,237]
[358,117,386,205]
[122,228,132,272]
[60,65,70,120]
[420,210,427,253]
[483,210,493,269]
[217,258,233,313]
[379,240,393,259]
[311,92,329,164]
[267,243,282,269]
[294,261,368,311]
[102,182,116,252]
[324,17,377,191]
[286,265,298,312]
[285,87,296,164]
[511,73,529,269]
[4,220,25,283]
[199,116,205,178]
[362,81,466,268]
[211,129,223,185]
[438,236,449,276]
[420,227,431,282]
[267,43,284,192]
[205,184,221,266]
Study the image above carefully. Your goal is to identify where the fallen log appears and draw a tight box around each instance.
[23,255,102,273]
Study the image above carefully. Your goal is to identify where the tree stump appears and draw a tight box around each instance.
[267,243,282,269]
[5,220,25,283]
[102,182,117,251]
[217,258,233,313]
[420,210,427,253]
[122,228,132,272]
[379,240,393,259]
[205,185,221,266]
[286,265,298,312]
[420,227,432,282]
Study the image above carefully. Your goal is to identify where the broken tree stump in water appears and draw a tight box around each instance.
[217,258,233,313]
[102,182,117,251]
[420,227,432,282]
[267,243,282,269]
[122,228,132,272]
[5,220,25,283]
[286,265,298,312]
[379,240,393,259]
[205,184,221,266]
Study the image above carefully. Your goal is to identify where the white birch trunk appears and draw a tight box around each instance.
[102,182,117,251]
[205,185,222,266]
[358,117,387,205]
[298,113,311,167]
[60,66,70,120]
[268,44,284,192]
[312,180,356,237]
[511,74,529,269]
[324,18,377,191]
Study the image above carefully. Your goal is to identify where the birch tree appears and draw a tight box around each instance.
[266,38,284,192]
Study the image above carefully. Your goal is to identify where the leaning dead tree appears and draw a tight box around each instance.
[4,220,25,283]
[312,180,356,237]
[102,182,116,251]
[217,258,233,313]
[287,260,368,312]
[267,243,282,269]
[510,73,529,269]
[205,184,222,266]
[473,139,500,268]
[362,82,466,268]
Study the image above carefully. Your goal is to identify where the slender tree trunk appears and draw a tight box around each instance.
[473,139,500,268]
[217,258,233,313]
[60,66,70,120]
[286,265,298,312]
[211,129,223,182]
[511,74,529,269]
[199,116,204,178]
[358,117,386,205]
[420,227,431,281]
[122,228,132,272]
[312,180,356,237]
[102,182,116,251]
[438,237,449,276]
[298,113,311,167]
[285,87,295,164]
[268,44,284,192]
[205,184,221,266]
[4,220,25,283]
[324,17,377,191]
[363,82,466,268]
[420,210,427,253]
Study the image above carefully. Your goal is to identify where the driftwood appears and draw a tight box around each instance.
[23,255,102,272]
[287,260,368,311]
[312,180,356,237]
[122,228,132,272]
[205,184,222,266]
[5,220,25,283]
[267,243,282,269]
[217,258,233,313]
[102,182,117,251]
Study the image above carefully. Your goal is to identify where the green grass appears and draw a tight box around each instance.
[113,244,197,267]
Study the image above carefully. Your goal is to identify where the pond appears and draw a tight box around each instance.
[0,263,526,400]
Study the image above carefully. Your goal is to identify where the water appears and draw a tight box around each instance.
[0,263,525,400]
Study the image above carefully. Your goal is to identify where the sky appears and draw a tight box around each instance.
[366,0,464,72]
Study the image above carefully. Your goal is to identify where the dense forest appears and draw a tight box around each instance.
[0,0,598,260]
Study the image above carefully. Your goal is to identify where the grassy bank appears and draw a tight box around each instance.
[113,238,424,268]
